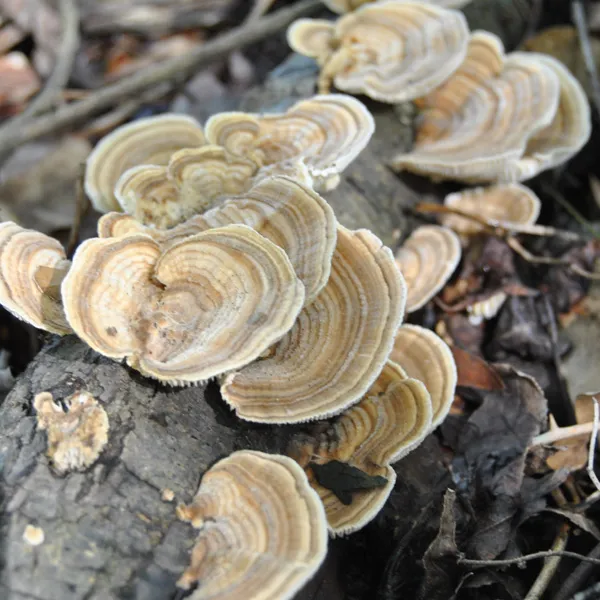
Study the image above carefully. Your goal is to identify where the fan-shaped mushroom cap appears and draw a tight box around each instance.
[0,222,71,334]
[221,225,406,423]
[85,114,206,213]
[204,94,374,189]
[441,183,541,234]
[395,225,461,313]
[414,31,505,143]
[61,225,304,384]
[289,1,469,102]
[99,176,336,304]
[289,361,432,535]
[176,450,327,599]
[392,43,561,182]
[390,324,457,430]
[323,0,472,13]
[508,54,591,180]
[115,146,260,228]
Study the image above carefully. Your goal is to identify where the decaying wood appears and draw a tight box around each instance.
[0,73,418,600]
[0,3,534,597]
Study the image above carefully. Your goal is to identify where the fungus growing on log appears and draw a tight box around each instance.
[0,222,71,335]
[98,176,337,304]
[61,225,304,384]
[441,183,541,235]
[288,1,469,101]
[176,450,327,600]
[84,114,206,213]
[204,94,374,190]
[392,33,566,182]
[508,53,591,180]
[390,324,457,431]
[115,146,259,228]
[288,361,432,534]
[34,390,109,474]
[395,224,461,313]
[322,0,472,13]
[221,226,406,423]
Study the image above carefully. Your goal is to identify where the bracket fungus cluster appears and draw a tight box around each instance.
[392,30,591,182]
[322,0,473,13]
[441,183,542,235]
[288,324,456,535]
[176,450,328,600]
[62,225,305,384]
[99,176,337,304]
[84,94,374,220]
[288,1,470,101]
[0,222,71,335]
[0,58,474,595]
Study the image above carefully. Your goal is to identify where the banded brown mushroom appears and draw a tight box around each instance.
[61,225,304,384]
[84,114,206,213]
[288,1,469,101]
[0,222,71,335]
[288,361,433,534]
[392,33,564,182]
[99,176,337,304]
[391,324,457,431]
[395,225,461,313]
[177,450,327,600]
[221,225,406,423]
[441,183,541,235]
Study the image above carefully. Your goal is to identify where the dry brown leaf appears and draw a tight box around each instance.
[0,52,40,111]
[450,345,505,391]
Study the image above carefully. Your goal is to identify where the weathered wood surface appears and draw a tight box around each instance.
[0,2,533,597]
[0,73,419,600]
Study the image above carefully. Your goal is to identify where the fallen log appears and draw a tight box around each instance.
[0,2,533,596]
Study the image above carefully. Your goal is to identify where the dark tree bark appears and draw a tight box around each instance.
[0,2,533,595]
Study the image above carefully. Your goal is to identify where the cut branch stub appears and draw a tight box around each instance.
[0,222,72,335]
[390,324,457,431]
[61,225,305,384]
[204,94,374,189]
[288,360,433,535]
[289,1,469,102]
[99,175,337,305]
[84,114,206,213]
[395,224,461,313]
[176,450,327,600]
[221,225,406,423]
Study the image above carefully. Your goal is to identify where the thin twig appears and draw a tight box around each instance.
[587,396,600,491]
[524,524,570,600]
[244,0,278,24]
[458,551,600,568]
[508,238,600,280]
[530,422,595,447]
[572,0,600,118]
[0,0,321,157]
[66,164,87,258]
[554,542,600,600]
[78,83,172,139]
[415,202,583,241]
[0,0,79,157]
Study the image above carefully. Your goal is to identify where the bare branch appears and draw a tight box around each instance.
[0,0,321,157]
